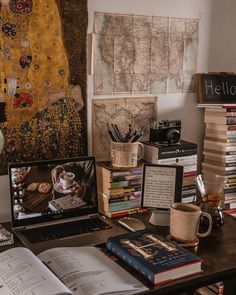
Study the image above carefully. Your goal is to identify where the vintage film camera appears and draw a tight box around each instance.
[149,120,181,145]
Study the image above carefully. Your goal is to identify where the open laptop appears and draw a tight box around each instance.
[9,156,126,254]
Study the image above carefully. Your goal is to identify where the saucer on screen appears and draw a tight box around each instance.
[53,181,78,194]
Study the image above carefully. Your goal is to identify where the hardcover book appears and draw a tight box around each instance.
[205,123,236,132]
[142,140,197,162]
[106,230,202,285]
[205,115,236,125]
[96,161,144,181]
[100,207,148,218]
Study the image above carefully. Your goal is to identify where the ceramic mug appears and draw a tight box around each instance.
[170,203,213,242]
[59,172,75,189]
[111,141,144,168]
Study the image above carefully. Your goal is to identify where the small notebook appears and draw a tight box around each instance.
[0,225,14,246]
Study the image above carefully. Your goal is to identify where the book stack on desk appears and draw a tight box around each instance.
[142,140,198,203]
[202,106,236,209]
[96,161,147,218]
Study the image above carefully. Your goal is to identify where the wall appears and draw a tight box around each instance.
[0,0,231,221]
[208,0,236,71]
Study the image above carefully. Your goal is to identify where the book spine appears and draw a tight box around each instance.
[108,195,140,203]
[181,195,196,203]
[110,192,142,202]
[99,198,141,212]
[98,191,142,200]
[183,171,197,177]
[142,142,197,161]
[182,189,196,196]
[224,202,236,209]
[227,117,236,125]
[183,165,197,173]
[182,184,196,191]
[96,164,143,178]
[205,116,236,125]
[205,123,236,131]
[156,155,197,164]
[101,207,147,218]
[106,239,155,284]
[204,159,236,167]
[112,175,142,182]
[110,179,142,189]
[224,187,236,194]
[100,186,141,196]
[224,184,236,190]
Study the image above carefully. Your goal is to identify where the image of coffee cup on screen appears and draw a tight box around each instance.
[58,172,75,190]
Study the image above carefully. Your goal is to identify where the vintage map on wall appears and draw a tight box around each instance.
[94,12,199,95]
[92,96,157,160]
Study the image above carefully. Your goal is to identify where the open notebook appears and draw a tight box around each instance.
[9,156,126,254]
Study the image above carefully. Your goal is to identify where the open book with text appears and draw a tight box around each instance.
[0,246,148,295]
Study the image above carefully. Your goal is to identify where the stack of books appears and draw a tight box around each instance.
[96,161,146,218]
[142,140,198,203]
[202,106,236,209]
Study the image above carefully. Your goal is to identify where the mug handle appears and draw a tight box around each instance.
[137,142,145,160]
[197,212,213,238]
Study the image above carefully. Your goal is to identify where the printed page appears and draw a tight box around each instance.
[38,246,148,295]
[0,247,71,295]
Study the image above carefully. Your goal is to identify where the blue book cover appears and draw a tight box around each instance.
[106,230,202,285]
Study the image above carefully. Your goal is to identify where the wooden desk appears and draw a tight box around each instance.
[112,212,236,295]
[2,212,236,295]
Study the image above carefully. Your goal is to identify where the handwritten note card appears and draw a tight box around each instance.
[142,164,183,209]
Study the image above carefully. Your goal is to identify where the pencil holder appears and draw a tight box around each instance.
[111,141,144,168]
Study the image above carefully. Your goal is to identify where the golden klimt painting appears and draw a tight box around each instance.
[0,0,88,174]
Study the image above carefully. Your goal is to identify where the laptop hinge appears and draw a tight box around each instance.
[15,213,99,231]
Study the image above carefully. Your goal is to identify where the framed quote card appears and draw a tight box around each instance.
[141,164,183,210]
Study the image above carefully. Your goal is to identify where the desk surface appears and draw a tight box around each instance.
[115,212,236,295]
[2,212,236,295]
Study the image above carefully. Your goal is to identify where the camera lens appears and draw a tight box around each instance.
[166,129,180,144]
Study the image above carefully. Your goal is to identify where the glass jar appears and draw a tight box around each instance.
[195,173,226,228]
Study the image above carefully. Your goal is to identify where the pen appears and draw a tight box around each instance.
[114,124,124,142]
[107,123,119,142]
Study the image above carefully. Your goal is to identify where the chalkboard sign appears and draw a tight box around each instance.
[197,73,236,104]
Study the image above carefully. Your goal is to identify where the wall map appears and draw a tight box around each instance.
[93,12,199,95]
[92,96,157,161]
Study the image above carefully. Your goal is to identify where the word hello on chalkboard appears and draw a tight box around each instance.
[197,73,236,104]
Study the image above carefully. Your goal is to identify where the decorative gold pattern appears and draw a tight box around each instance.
[0,0,88,173]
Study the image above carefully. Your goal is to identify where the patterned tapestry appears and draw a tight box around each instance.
[0,0,88,174]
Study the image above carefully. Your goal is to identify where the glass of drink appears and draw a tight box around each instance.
[195,173,226,228]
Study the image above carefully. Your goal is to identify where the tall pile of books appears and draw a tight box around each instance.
[96,161,146,218]
[202,106,236,209]
[142,140,198,203]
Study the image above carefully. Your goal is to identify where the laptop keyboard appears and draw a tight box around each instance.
[22,217,112,244]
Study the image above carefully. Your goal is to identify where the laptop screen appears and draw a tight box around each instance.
[9,156,98,227]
